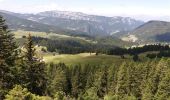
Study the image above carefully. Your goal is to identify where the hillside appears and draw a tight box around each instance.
[0,12,63,33]
[0,11,93,37]
[0,10,135,48]
[1,10,144,36]
[121,21,170,43]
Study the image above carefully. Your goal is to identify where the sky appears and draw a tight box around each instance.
[0,0,170,21]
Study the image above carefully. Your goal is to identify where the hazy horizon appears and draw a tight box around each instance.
[0,0,170,21]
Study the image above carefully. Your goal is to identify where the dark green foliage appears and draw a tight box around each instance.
[32,37,94,54]
[31,36,119,54]
[0,15,17,99]
[133,54,139,62]
[107,44,170,57]
[21,34,47,95]
[97,66,109,98]
[71,65,85,98]
[147,50,170,59]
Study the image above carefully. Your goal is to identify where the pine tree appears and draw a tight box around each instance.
[0,15,17,66]
[97,66,108,98]
[151,59,168,96]
[47,63,68,97]
[108,65,119,95]
[116,62,129,98]
[0,15,17,99]
[71,65,85,98]
[23,34,47,95]
[128,63,144,99]
[141,60,157,100]
[65,67,72,95]
[155,69,170,99]
[142,59,168,99]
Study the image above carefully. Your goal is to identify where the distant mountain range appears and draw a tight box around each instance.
[1,10,170,44]
[0,10,144,36]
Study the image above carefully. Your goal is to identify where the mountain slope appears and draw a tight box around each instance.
[121,21,170,43]
[0,11,93,37]
[7,10,144,36]
[0,12,64,33]
[0,10,136,47]
[37,11,144,36]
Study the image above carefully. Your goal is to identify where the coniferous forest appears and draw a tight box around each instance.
[1,13,170,100]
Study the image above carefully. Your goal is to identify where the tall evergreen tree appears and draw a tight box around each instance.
[23,34,47,95]
[151,59,168,96]
[141,60,157,100]
[155,69,170,99]
[71,65,85,98]
[47,63,68,97]
[0,15,17,98]
[97,66,109,98]
[116,62,129,98]
[127,63,143,99]
[0,16,17,66]
[142,59,168,99]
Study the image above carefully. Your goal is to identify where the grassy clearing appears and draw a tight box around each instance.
[13,30,96,43]
[43,53,132,66]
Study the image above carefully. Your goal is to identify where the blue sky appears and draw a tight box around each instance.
[0,0,170,21]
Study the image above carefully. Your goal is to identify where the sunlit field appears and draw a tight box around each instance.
[43,53,132,66]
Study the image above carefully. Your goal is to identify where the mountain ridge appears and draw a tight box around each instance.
[0,10,144,36]
[121,20,170,43]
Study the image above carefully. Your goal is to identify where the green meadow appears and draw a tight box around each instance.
[43,53,132,66]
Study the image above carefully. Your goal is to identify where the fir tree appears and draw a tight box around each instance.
[116,62,129,98]
[97,66,108,98]
[0,15,17,99]
[0,16,17,66]
[141,60,157,100]
[142,59,168,99]
[47,63,68,97]
[155,69,170,99]
[71,65,85,98]
[65,67,72,96]
[23,34,47,95]
[128,63,144,99]
[151,59,168,96]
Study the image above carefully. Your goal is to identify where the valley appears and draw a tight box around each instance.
[1,6,170,99]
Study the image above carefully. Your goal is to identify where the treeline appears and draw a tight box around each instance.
[32,36,170,58]
[147,50,170,59]
[107,44,170,56]
[32,37,116,54]
[32,37,93,54]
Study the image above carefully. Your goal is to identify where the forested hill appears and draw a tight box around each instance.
[121,21,170,43]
